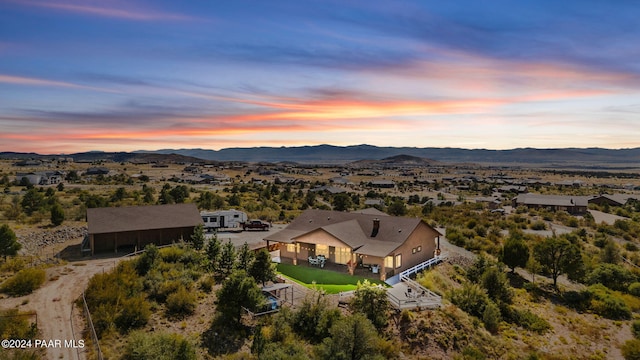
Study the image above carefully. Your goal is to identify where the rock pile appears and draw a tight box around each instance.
[17,226,88,254]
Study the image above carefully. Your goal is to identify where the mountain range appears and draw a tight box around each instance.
[139,145,640,166]
[2,145,640,167]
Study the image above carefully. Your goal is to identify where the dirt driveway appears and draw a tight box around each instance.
[1,256,123,360]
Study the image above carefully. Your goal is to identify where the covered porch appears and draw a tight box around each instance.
[278,254,386,280]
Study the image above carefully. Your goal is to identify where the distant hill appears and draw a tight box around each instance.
[137,145,640,166]
[348,154,441,168]
[3,145,640,167]
[0,151,217,165]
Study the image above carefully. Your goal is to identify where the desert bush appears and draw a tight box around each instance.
[626,243,639,252]
[586,263,637,292]
[562,290,591,311]
[159,246,187,263]
[501,306,551,333]
[293,290,342,343]
[0,268,45,296]
[122,330,196,360]
[530,220,547,230]
[587,284,631,320]
[482,301,501,334]
[199,275,215,293]
[448,283,489,318]
[0,257,26,273]
[622,339,640,360]
[0,308,37,339]
[115,295,151,333]
[166,285,197,317]
[632,320,640,339]
[629,282,640,297]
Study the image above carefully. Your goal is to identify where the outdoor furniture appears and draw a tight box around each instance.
[371,264,379,274]
[308,256,325,267]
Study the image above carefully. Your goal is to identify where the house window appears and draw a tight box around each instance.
[335,247,351,264]
[395,254,402,269]
[202,217,208,223]
[316,244,329,258]
[233,214,239,218]
[286,244,298,253]
[385,256,393,269]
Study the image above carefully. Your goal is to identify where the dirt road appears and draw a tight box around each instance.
[1,257,122,360]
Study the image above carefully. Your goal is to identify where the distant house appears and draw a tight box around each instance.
[310,185,346,194]
[15,171,64,185]
[370,180,395,188]
[513,193,589,215]
[264,209,442,281]
[589,194,640,207]
[86,204,203,255]
[364,199,385,207]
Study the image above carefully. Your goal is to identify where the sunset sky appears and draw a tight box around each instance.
[1,0,639,154]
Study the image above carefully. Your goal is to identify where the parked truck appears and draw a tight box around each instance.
[241,219,270,231]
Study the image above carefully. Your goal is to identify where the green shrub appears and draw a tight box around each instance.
[122,330,196,360]
[0,308,37,339]
[199,275,215,293]
[0,257,26,273]
[625,243,639,252]
[0,268,46,296]
[622,339,640,360]
[159,246,187,263]
[482,301,501,333]
[166,286,197,317]
[632,320,640,339]
[448,283,489,318]
[586,263,637,292]
[562,290,591,311]
[502,306,551,333]
[530,221,547,230]
[587,284,632,320]
[629,282,640,297]
[115,295,151,333]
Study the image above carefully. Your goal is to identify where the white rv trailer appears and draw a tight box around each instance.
[201,209,248,231]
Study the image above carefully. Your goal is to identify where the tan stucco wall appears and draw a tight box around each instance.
[387,222,439,275]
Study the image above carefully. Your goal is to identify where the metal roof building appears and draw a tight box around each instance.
[86,203,203,255]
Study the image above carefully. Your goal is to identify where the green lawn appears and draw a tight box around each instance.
[276,263,386,294]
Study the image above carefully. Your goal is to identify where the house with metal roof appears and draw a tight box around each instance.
[512,193,589,215]
[86,203,203,255]
[264,209,442,281]
[588,194,640,207]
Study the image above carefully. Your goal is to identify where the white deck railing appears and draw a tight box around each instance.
[399,254,444,279]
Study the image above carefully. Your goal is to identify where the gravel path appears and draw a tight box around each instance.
[1,254,122,360]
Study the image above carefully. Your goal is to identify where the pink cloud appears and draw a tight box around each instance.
[0,74,117,93]
[10,0,195,21]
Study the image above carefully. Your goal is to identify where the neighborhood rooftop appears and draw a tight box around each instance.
[87,203,202,235]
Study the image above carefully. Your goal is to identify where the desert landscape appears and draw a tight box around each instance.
[1,151,640,359]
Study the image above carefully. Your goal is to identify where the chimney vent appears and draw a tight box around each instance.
[371,218,380,237]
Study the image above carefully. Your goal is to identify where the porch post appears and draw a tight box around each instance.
[293,241,298,265]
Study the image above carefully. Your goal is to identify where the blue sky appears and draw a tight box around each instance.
[1,0,639,154]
